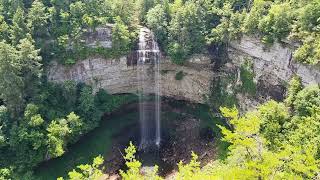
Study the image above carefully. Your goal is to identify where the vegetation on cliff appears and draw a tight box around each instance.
[65,78,320,179]
[0,0,139,177]
[145,0,320,65]
[0,0,319,179]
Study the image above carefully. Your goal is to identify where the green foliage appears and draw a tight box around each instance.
[146,4,168,47]
[47,119,71,158]
[0,79,138,175]
[209,74,238,108]
[0,0,139,65]
[243,0,270,34]
[293,34,320,65]
[120,142,162,180]
[137,0,160,23]
[207,3,245,44]
[146,0,217,64]
[10,7,29,45]
[17,37,42,99]
[212,100,319,179]
[0,15,9,41]
[1,0,320,178]
[0,168,11,180]
[0,41,22,116]
[27,0,49,37]
[258,3,293,44]
[119,142,143,179]
[285,76,302,106]
[293,85,320,117]
[167,1,206,63]
[145,0,318,65]
[167,42,188,64]
[176,152,201,179]
[111,16,132,56]
[60,155,104,180]
[244,0,320,65]
[0,36,41,117]
[175,71,185,80]
[114,86,320,178]
[259,101,288,149]
[239,61,256,95]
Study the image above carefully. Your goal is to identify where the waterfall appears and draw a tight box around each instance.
[137,27,161,149]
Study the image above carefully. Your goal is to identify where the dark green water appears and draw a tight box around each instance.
[34,99,229,179]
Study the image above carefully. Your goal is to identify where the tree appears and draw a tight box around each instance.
[6,104,47,170]
[27,0,49,37]
[137,0,157,23]
[110,0,136,25]
[293,34,320,65]
[19,104,46,150]
[243,0,271,34]
[0,106,9,147]
[17,37,42,100]
[296,1,320,32]
[119,142,143,180]
[10,7,29,45]
[0,168,11,180]
[62,81,77,112]
[111,16,131,56]
[212,104,319,179]
[146,4,168,47]
[78,86,95,114]
[285,76,302,107]
[0,15,9,41]
[59,155,104,180]
[293,85,320,117]
[120,142,162,180]
[258,101,288,150]
[46,119,71,158]
[258,2,293,44]
[0,41,23,116]
[66,112,82,143]
[207,3,245,44]
[167,1,206,63]
[176,152,201,180]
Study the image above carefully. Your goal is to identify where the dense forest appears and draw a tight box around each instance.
[0,0,319,179]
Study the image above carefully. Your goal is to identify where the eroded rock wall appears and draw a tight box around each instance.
[229,36,320,86]
[47,34,320,107]
[48,55,214,103]
[227,36,320,110]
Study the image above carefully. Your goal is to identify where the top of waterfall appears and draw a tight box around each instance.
[138,27,160,52]
[137,27,161,64]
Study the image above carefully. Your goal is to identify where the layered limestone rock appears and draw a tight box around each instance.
[84,24,113,48]
[48,31,320,107]
[229,36,320,86]
[227,35,320,110]
[47,54,213,103]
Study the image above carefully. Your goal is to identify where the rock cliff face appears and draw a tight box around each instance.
[84,24,113,48]
[229,36,320,86]
[48,55,213,103]
[47,30,320,106]
[227,36,320,110]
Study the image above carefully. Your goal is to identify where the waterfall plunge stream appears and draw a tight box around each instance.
[137,27,161,149]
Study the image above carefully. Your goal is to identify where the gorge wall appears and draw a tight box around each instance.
[48,55,214,103]
[47,27,320,106]
[229,36,320,86]
[225,36,320,110]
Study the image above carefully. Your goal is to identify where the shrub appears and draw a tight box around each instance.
[175,71,185,80]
